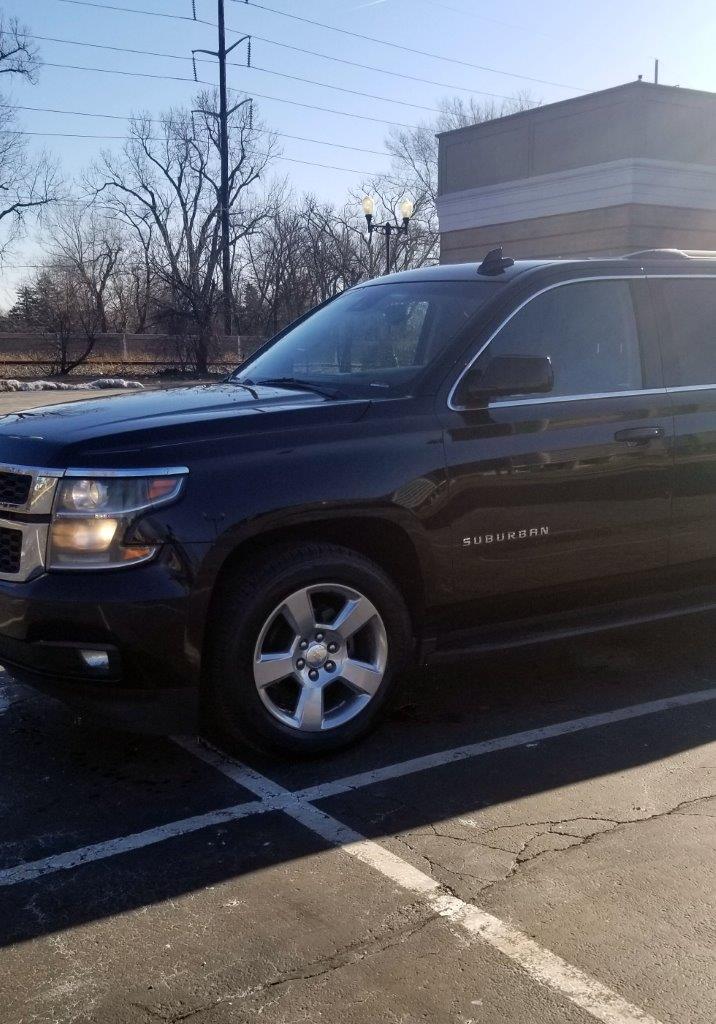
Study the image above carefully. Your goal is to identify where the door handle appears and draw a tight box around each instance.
[614,426,664,445]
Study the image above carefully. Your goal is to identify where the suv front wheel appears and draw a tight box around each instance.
[204,543,413,755]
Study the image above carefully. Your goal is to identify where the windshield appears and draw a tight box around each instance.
[234,280,501,397]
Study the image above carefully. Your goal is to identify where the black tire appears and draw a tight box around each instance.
[203,542,413,756]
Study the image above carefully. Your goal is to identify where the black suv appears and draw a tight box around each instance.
[0,247,714,754]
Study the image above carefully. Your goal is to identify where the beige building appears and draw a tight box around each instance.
[437,81,716,262]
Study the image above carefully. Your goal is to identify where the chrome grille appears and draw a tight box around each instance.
[0,464,62,582]
[0,471,31,506]
[0,526,22,574]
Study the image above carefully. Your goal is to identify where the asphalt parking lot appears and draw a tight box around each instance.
[1,614,715,1024]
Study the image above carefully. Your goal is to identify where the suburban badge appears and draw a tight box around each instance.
[463,527,550,546]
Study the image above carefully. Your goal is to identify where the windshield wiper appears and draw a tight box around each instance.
[227,380,260,399]
[247,377,342,400]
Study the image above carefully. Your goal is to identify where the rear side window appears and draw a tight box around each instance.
[472,280,643,398]
[652,278,716,386]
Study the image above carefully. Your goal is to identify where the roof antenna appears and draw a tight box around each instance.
[477,246,514,276]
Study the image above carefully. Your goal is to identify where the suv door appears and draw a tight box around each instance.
[440,275,673,603]
[648,273,716,565]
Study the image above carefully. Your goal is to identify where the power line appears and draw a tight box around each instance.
[234,0,585,91]
[32,33,206,63]
[8,130,380,174]
[41,60,201,85]
[250,64,438,112]
[248,33,514,101]
[38,59,421,128]
[11,104,390,156]
[30,33,442,113]
[51,0,556,100]
[57,0,211,26]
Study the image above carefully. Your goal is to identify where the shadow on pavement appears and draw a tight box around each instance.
[1,613,715,946]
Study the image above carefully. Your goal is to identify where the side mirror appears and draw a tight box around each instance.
[457,354,553,406]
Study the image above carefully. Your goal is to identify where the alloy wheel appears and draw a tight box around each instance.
[252,583,388,732]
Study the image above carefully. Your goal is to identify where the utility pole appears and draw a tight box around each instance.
[217,0,232,336]
[192,2,251,337]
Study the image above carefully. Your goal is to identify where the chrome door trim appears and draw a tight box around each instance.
[489,387,669,409]
[447,274,646,412]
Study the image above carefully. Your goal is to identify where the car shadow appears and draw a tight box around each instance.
[1,612,715,947]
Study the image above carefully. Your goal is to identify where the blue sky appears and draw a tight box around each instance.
[2,0,716,300]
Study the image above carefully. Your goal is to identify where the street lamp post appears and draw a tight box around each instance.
[362,197,414,275]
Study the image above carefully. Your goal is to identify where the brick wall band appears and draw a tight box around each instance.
[440,204,716,263]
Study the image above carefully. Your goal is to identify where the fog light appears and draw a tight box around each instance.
[80,650,109,671]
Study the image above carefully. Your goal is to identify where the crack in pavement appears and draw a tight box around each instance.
[134,901,442,1023]
[391,794,716,897]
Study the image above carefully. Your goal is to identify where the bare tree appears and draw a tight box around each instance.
[0,15,60,259]
[358,93,536,272]
[9,202,127,373]
[92,90,275,372]
[238,192,306,337]
[48,205,123,334]
[112,217,154,333]
[237,191,372,338]
[0,14,38,80]
[8,265,94,375]
[235,94,538,339]
[300,196,371,297]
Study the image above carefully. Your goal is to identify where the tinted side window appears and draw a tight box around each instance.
[653,278,716,387]
[472,280,643,398]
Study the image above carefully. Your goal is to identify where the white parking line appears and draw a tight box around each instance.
[0,799,272,886]
[1,687,714,890]
[178,734,665,1024]
[293,688,716,802]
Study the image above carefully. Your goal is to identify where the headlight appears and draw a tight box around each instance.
[48,470,187,570]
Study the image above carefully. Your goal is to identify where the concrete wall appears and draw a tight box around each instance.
[437,82,716,262]
[0,334,260,376]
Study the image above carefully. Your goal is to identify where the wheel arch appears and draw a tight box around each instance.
[203,516,427,651]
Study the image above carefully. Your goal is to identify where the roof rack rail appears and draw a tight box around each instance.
[679,249,716,258]
[477,246,514,276]
[624,248,716,260]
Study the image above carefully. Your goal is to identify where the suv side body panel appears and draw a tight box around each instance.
[647,270,716,566]
[438,267,674,604]
[193,395,452,613]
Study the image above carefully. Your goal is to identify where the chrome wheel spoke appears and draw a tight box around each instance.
[294,683,324,731]
[254,651,295,689]
[281,588,316,638]
[341,658,383,696]
[254,581,388,733]
[332,595,377,641]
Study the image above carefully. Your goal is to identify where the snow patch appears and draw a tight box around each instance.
[0,378,144,392]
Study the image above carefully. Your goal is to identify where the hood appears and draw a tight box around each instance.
[0,383,369,468]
